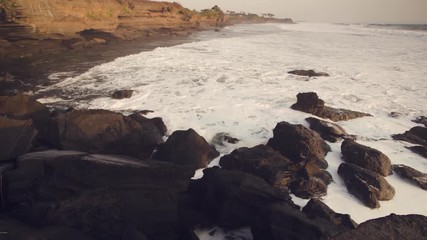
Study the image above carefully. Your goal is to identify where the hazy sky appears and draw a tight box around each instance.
[172,0,427,24]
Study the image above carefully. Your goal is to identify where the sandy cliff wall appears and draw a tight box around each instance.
[5,0,225,39]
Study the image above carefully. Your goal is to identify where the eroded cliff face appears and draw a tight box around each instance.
[6,0,225,39]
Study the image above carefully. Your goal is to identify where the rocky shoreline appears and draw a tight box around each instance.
[1,92,426,240]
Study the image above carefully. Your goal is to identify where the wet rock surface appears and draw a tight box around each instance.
[291,92,371,121]
[338,163,395,208]
[305,117,352,142]
[288,69,330,77]
[155,128,219,170]
[332,214,427,240]
[341,139,392,176]
[393,126,427,147]
[112,90,134,99]
[392,164,427,190]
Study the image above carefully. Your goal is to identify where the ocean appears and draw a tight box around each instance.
[37,22,427,239]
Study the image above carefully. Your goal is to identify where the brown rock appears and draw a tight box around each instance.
[129,113,167,136]
[155,128,219,169]
[332,214,427,240]
[49,109,162,158]
[219,144,296,189]
[305,117,352,142]
[338,163,395,208]
[392,164,427,190]
[267,121,331,165]
[288,69,330,77]
[341,139,392,176]
[393,126,427,147]
[112,90,134,99]
[291,92,371,122]
[0,116,37,161]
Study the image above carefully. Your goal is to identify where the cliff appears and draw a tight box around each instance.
[0,0,225,39]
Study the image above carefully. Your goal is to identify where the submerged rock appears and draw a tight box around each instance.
[305,117,352,142]
[332,214,427,240]
[392,164,427,190]
[211,132,239,146]
[413,116,427,127]
[341,139,392,176]
[155,128,219,169]
[407,145,427,159]
[291,92,371,122]
[288,69,330,77]
[338,163,395,208]
[112,90,134,99]
[0,116,37,162]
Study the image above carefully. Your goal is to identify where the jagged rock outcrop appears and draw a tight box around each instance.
[291,92,371,121]
[0,116,37,162]
[332,214,427,240]
[305,117,352,142]
[184,167,298,229]
[288,69,329,77]
[338,163,395,208]
[393,126,427,147]
[341,139,392,176]
[392,164,427,190]
[155,128,219,169]
[48,109,163,158]
[3,150,194,240]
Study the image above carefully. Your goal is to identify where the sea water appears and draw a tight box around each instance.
[37,22,427,237]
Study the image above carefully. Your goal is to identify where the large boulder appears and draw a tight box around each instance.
[49,109,163,158]
[341,139,392,176]
[392,164,427,190]
[267,121,331,165]
[219,145,296,189]
[185,167,298,229]
[291,92,371,122]
[288,69,330,77]
[393,126,427,147]
[337,163,395,208]
[332,214,427,240]
[0,93,50,139]
[305,117,352,142]
[155,129,219,169]
[0,116,37,162]
[302,199,358,230]
[3,150,194,239]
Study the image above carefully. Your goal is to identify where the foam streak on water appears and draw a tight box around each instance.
[38,23,427,228]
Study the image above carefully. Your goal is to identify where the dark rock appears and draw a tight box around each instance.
[332,214,427,240]
[0,116,37,162]
[0,93,50,139]
[0,214,95,240]
[112,90,134,99]
[186,167,298,229]
[288,69,330,77]
[389,112,402,118]
[392,164,427,190]
[252,204,329,240]
[413,116,427,127]
[407,145,427,159]
[267,121,331,165]
[155,129,219,169]
[211,132,239,146]
[49,109,162,158]
[219,144,295,189]
[291,92,371,122]
[289,177,328,199]
[302,199,358,230]
[305,117,351,142]
[129,113,167,136]
[3,150,194,239]
[393,126,427,147]
[337,163,395,208]
[341,139,392,176]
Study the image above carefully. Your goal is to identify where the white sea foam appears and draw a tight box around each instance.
[37,22,427,237]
